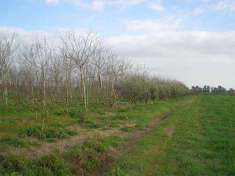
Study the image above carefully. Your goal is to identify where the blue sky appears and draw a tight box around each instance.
[1,0,235,33]
[1,0,235,88]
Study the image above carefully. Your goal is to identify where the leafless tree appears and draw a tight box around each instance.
[61,32,99,110]
[20,43,40,104]
[0,34,15,105]
[0,31,188,113]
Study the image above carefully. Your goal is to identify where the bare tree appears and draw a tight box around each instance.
[61,32,99,110]
[49,54,63,102]
[20,43,40,104]
[0,31,189,111]
[91,45,108,90]
[60,47,74,108]
[30,39,51,109]
[0,34,15,105]
[105,53,131,102]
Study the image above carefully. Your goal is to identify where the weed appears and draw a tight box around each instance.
[101,136,124,149]
[68,108,85,123]
[119,127,132,132]
[53,108,67,116]
[83,120,100,129]
[23,126,77,139]
[113,114,129,120]
[0,138,26,148]
[0,155,25,175]
[0,154,72,176]
[0,118,16,125]
[27,154,72,176]
[66,138,108,174]
[110,167,129,176]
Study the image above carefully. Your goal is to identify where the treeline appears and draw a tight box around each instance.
[116,75,188,103]
[191,85,235,95]
[0,32,189,111]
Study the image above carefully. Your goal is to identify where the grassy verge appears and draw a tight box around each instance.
[107,96,235,176]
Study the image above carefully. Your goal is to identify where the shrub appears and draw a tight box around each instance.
[23,125,77,139]
[27,154,72,176]
[66,139,107,174]
[115,75,188,103]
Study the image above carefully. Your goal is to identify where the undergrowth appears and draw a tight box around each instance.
[23,125,77,140]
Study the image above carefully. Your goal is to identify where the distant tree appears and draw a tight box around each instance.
[203,85,210,93]
[228,88,235,96]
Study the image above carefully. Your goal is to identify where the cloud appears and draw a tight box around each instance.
[148,2,164,12]
[1,26,235,88]
[45,0,59,5]
[210,0,235,12]
[126,18,182,33]
[91,0,105,11]
[44,0,148,10]
[106,27,235,88]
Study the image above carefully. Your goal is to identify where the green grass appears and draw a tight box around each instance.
[0,96,188,162]
[2,96,234,176]
[0,138,27,148]
[0,96,188,175]
[108,96,235,176]
[0,154,72,176]
[23,125,78,140]
[0,135,124,176]
[0,97,181,140]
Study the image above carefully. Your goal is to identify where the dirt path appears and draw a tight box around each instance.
[16,110,170,159]
[91,99,194,176]
[3,99,193,162]
[6,128,125,158]
[116,99,193,155]
[4,110,172,159]
[90,112,173,176]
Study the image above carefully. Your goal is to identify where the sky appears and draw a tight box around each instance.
[1,0,235,88]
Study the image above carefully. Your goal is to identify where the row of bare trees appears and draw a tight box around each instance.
[0,32,188,111]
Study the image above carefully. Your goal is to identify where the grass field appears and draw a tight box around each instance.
[0,96,235,175]
[108,96,235,176]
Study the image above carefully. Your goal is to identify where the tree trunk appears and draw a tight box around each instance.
[43,77,46,108]
[81,67,88,111]
[4,85,8,105]
[98,71,102,89]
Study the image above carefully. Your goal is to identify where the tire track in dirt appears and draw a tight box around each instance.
[90,98,195,176]
[3,128,124,158]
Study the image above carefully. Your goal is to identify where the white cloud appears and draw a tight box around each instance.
[214,0,228,11]
[126,18,182,33]
[148,2,164,12]
[45,0,59,5]
[106,29,235,88]
[1,27,235,88]
[190,7,205,16]
[44,0,148,10]
[212,0,235,12]
[230,3,235,11]
[91,0,105,11]
[109,0,146,7]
